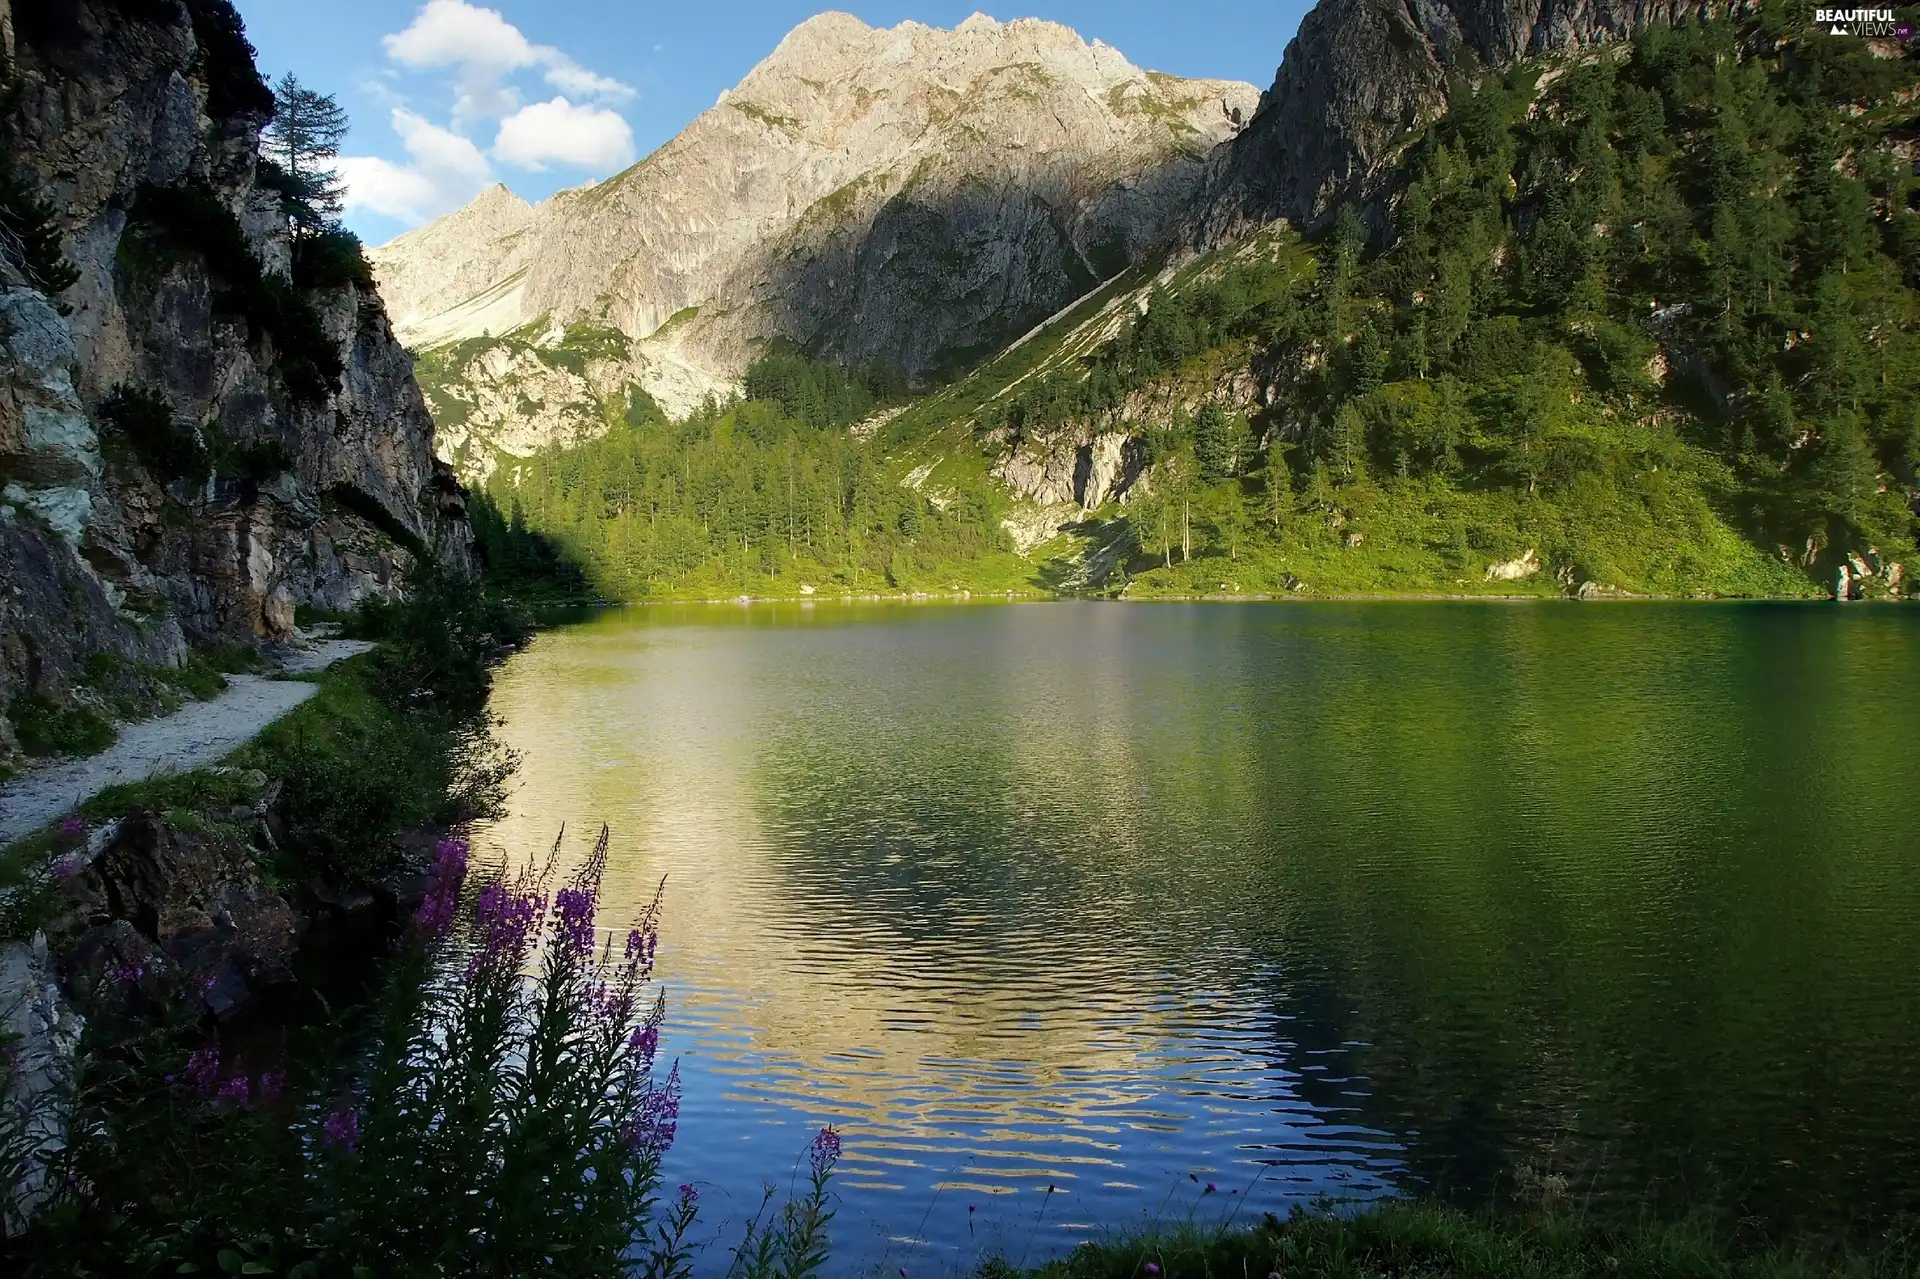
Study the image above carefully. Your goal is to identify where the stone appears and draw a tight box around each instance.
[1485,549,1542,581]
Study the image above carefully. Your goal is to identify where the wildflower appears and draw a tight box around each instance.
[1145,1265,1161,1276]
[217,1076,250,1105]
[1204,1182,1216,1194]
[472,883,543,972]
[624,925,657,963]
[554,884,598,955]
[178,1043,220,1095]
[678,1183,699,1206]
[411,837,469,939]
[57,816,85,842]
[258,1070,285,1102]
[809,1124,842,1176]
[108,958,145,985]
[622,1066,680,1156]
[321,1097,360,1153]
[627,1023,659,1063]
[50,852,84,880]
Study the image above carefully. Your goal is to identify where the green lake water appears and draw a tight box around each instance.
[473,600,1920,1269]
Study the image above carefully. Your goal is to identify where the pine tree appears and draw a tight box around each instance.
[1194,402,1238,482]
[263,73,348,229]
[1264,438,1293,528]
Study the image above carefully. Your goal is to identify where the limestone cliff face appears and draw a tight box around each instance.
[1199,0,1713,237]
[0,0,471,759]
[372,10,1257,476]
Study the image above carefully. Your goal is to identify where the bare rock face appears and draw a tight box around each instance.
[372,10,1258,476]
[1199,0,1712,237]
[0,0,473,755]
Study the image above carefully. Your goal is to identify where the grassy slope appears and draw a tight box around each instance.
[876,223,1821,601]
[995,1203,1919,1279]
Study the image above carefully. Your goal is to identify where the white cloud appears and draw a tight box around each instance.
[339,108,495,223]
[492,98,635,171]
[383,0,633,124]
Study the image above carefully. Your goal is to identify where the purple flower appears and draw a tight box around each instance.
[411,838,470,940]
[217,1076,250,1105]
[173,1043,220,1095]
[258,1070,285,1102]
[621,1065,680,1156]
[472,883,543,972]
[1204,1182,1216,1194]
[1145,1265,1161,1276]
[57,817,85,842]
[107,958,145,985]
[627,1023,659,1064]
[321,1097,360,1153]
[51,852,85,880]
[810,1125,842,1176]
[678,1183,699,1206]
[624,925,657,963]
[554,885,598,955]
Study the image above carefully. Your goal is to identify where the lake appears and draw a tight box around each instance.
[472,600,1920,1272]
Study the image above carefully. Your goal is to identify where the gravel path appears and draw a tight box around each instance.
[0,640,374,846]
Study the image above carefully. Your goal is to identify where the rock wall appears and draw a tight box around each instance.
[1199,0,1717,238]
[0,0,472,759]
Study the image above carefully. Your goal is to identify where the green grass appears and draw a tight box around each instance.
[10,693,115,759]
[995,1202,1920,1279]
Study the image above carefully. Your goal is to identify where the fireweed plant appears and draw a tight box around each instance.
[11,828,845,1276]
[312,825,683,1272]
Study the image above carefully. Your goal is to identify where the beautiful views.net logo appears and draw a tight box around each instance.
[1814,7,1909,36]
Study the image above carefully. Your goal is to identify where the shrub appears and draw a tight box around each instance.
[243,659,511,885]
[124,181,342,404]
[209,431,293,481]
[351,564,533,718]
[290,226,373,291]
[0,169,80,301]
[98,384,208,483]
[9,693,114,758]
[181,0,275,121]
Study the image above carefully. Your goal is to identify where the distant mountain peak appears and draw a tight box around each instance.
[371,10,1257,460]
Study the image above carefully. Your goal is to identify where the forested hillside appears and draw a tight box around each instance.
[485,13,1919,601]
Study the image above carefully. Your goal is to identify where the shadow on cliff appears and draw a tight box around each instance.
[745,148,1219,387]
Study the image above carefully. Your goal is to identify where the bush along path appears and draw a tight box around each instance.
[0,640,373,847]
[0,569,534,1236]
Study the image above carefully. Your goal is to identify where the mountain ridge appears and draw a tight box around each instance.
[371,10,1258,474]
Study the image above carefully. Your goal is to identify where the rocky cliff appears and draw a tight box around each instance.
[0,0,471,765]
[1198,0,1713,237]
[372,11,1258,478]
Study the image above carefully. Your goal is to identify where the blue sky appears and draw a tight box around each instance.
[238,0,1315,247]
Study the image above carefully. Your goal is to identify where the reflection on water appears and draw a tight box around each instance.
[473,601,1920,1271]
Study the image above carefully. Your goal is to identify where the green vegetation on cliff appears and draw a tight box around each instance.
[487,12,1917,601]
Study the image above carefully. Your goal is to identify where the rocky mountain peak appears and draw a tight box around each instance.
[374,10,1257,474]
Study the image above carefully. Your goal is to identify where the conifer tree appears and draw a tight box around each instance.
[263,72,348,229]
